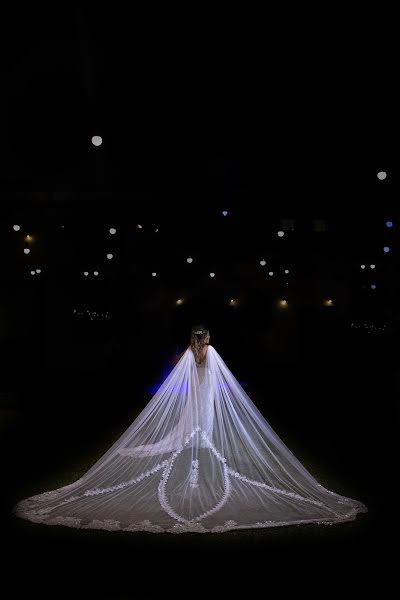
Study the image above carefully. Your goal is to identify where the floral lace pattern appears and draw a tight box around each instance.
[124,520,164,533]
[14,427,367,534]
[83,461,168,497]
[15,512,363,534]
[157,429,231,525]
[189,460,199,488]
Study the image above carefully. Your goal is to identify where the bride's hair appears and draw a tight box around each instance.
[190,325,210,364]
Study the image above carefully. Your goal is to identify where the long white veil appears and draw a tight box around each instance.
[14,345,367,533]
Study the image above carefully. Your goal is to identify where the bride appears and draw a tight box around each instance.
[13,325,367,534]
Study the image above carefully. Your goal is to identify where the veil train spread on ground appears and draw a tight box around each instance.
[14,345,367,533]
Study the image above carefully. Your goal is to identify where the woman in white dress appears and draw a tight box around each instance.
[13,325,367,533]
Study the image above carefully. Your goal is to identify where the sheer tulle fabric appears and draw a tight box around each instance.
[14,345,367,533]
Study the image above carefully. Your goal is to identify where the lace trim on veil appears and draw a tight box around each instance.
[14,345,367,534]
[14,427,366,533]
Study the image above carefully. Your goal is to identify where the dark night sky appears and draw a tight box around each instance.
[0,9,398,593]
[0,7,398,371]
[0,8,396,433]
[0,7,397,197]
[0,8,398,335]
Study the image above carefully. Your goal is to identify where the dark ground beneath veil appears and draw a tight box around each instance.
[0,324,395,597]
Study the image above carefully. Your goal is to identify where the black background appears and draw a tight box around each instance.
[0,6,397,597]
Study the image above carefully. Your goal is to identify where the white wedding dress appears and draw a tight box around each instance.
[14,345,367,533]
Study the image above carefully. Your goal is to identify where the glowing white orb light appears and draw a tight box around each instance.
[24,248,30,255]
[187,257,193,263]
[94,271,99,276]
[383,247,390,253]
[386,221,393,228]
[277,231,284,238]
[377,171,387,180]
[370,264,376,269]
[222,211,228,216]
[30,270,36,275]
[13,225,20,231]
[279,300,288,308]
[269,271,274,276]
[107,253,113,260]
[91,135,102,147]
[137,224,143,229]
[260,259,266,266]
[361,264,366,269]
[371,284,377,289]
[152,272,157,277]
[210,272,215,278]
[84,272,89,276]
[109,228,117,235]
[36,269,41,274]
[284,269,289,274]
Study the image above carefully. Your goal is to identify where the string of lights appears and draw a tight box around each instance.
[8,172,394,307]
[73,309,111,320]
[350,322,391,333]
